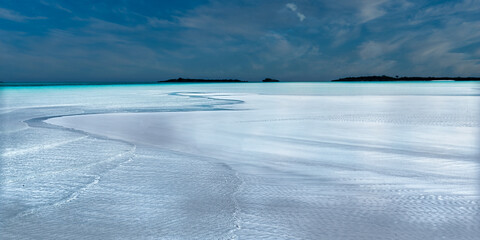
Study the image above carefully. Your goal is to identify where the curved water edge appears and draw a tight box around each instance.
[23,92,250,239]
[1,91,247,239]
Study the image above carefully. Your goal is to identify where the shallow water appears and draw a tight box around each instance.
[1,82,480,239]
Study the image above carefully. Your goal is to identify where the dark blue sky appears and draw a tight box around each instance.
[1,0,479,82]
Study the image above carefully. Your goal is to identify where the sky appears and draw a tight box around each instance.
[1,0,480,82]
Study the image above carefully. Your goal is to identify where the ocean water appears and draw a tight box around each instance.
[1,82,479,239]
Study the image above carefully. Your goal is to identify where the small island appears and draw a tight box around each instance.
[262,78,280,82]
[332,75,480,82]
[158,78,247,83]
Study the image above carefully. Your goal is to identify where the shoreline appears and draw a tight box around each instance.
[4,87,478,239]
[2,81,479,87]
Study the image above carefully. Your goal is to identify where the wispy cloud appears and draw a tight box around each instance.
[0,8,46,22]
[286,3,306,22]
[147,17,174,28]
[40,0,72,13]
[411,0,480,25]
[358,39,404,60]
[73,17,145,33]
[357,0,388,23]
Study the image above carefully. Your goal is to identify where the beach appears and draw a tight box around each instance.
[1,82,480,239]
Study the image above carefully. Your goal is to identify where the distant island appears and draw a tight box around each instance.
[262,78,280,82]
[332,75,480,82]
[158,78,247,83]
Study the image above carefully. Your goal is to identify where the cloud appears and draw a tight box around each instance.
[1,1,480,82]
[0,29,180,82]
[358,0,388,23]
[261,33,309,60]
[147,17,174,28]
[404,18,480,76]
[475,48,480,57]
[410,0,480,25]
[286,3,306,22]
[358,39,403,60]
[175,3,263,37]
[73,17,145,32]
[286,3,298,11]
[39,1,72,13]
[0,8,46,22]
